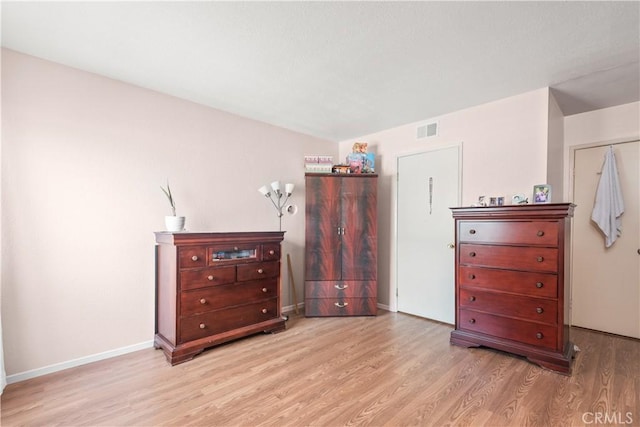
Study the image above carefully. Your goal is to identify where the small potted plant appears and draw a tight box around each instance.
[161,181,185,231]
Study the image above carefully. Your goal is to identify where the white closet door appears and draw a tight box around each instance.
[572,141,640,338]
[397,146,460,324]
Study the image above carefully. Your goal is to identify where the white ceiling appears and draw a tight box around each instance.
[2,1,639,142]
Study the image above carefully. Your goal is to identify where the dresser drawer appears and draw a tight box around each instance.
[179,246,207,269]
[459,244,558,273]
[305,298,377,317]
[458,266,557,298]
[180,266,236,291]
[180,298,279,343]
[237,261,279,282]
[459,309,557,350]
[262,243,281,261]
[181,279,278,316]
[459,221,559,246]
[459,288,557,324]
[305,281,376,299]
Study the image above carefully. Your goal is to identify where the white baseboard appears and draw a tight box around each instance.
[8,302,393,385]
[6,340,154,385]
[377,302,391,311]
[282,301,304,314]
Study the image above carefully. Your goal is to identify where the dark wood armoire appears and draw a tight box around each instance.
[304,173,378,316]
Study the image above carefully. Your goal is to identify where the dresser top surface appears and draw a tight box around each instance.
[155,231,285,245]
[451,203,575,219]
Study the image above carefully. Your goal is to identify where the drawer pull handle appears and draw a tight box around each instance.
[536,256,544,262]
[257,268,264,274]
[536,332,543,339]
[199,298,206,304]
[334,284,349,290]
[536,307,544,314]
[469,274,476,279]
[469,229,476,234]
[269,250,275,255]
[261,308,268,314]
[191,255,199,261]
[536,282,544,288]
[334,302,349,308]
[199,323,206,329]
[537,230,545,237]
[207,275,214,281]
[262,287,268,293]
[469,296,476,302]
[468,318,476,324]
[234,247,239,251]
[469,251,476,257]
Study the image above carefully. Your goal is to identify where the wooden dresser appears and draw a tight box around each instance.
[450,204,575,374]
[304,174,377,316]
[154,231,286,365]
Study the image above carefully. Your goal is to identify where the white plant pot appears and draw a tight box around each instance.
[165,216,186,232]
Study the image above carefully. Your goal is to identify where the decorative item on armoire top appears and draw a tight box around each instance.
[160,181,185,232]
[258,181,295,231]
[346,142,375,173]
[533,184,552,204]
[332,164,351,174]
[304,155,333,173]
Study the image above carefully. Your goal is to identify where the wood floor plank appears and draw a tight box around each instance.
[2,311,638,426]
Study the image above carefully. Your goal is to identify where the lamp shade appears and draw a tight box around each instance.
[258,185,270,196]
[285,183,295,195]
[270,181,281,192]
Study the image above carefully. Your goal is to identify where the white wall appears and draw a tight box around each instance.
[1,49,335,378]
[339,88,551,307]
[564,102,640,146]
[547,91,565,197]
[0,35,6,394]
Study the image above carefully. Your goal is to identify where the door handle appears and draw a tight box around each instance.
[447,243,455,249]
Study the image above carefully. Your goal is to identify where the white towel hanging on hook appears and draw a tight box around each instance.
[591,145,625,248]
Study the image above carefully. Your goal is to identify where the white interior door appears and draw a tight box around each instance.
[397,146,460,324]
[572,141,640,338]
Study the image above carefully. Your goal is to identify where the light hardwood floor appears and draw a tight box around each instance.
[2,311,639,426]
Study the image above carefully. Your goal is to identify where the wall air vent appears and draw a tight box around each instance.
[417,121,438,139]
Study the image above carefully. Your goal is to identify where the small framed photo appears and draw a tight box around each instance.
[533,184,552,204]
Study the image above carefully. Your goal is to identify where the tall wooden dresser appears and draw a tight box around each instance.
[154,231,286,365]
[450,203,575,374]
[304,173,377,316]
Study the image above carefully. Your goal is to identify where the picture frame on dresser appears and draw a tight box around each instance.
[533,184,552,203]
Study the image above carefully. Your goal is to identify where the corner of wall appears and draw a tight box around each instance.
[547,89,565,201]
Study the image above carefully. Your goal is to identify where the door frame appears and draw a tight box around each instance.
[568,136,639,321]
[390,141,463,313]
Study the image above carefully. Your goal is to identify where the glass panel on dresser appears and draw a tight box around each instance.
[209,245,258,262]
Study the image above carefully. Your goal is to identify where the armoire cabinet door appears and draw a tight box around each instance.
[341,176,377,280]
[305,176,341,280]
